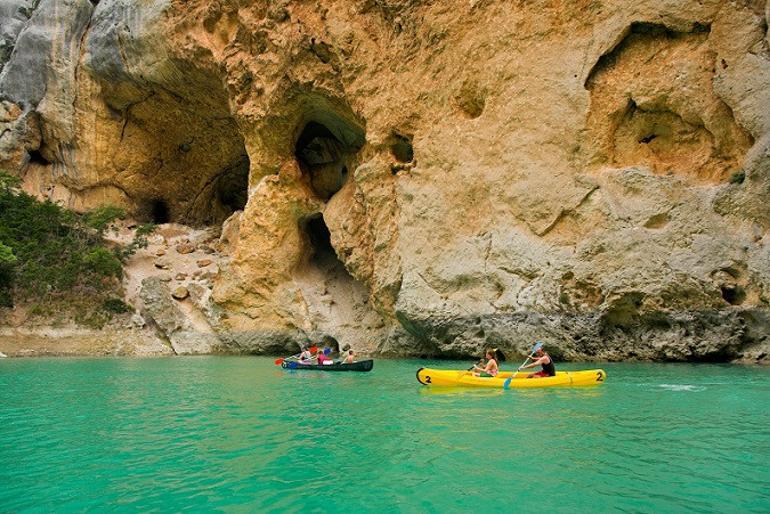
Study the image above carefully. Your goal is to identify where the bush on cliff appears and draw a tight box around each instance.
[0,172,149,321]
[0,242,16,307]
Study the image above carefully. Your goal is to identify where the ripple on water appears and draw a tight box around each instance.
[657,384,706,392]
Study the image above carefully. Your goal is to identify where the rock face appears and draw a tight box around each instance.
[1,0,770,361]
[140,277,220,355]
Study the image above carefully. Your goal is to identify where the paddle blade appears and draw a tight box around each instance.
[503,376,512,390]
[532,341,543,353]
[274,358,284,365]
[323,347,331,355]
[287,361,299,369]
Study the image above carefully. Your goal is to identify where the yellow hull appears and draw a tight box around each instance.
[416,368,607,389]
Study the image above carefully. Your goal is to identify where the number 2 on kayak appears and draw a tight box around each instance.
[425,375,431,383]
[596,371,604,382]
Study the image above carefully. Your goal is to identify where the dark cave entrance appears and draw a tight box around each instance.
[295,211,379,355]
[389,133,414,163]
[137,198,170,224]
[303,214,337,265]
[149,199,170,224]
[213,154,250,215]
[134,153,249,226]
[26,149,51,166]
[720,285,746,306]
[294,116,364,200]
[291,111,378,352]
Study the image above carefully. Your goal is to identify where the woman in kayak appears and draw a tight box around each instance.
[317,349,333,365]
[520,345,556,377]
[472,349,499,377]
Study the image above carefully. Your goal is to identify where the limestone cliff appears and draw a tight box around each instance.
[1,0,770,361]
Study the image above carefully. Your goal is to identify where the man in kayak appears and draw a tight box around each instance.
[519,345,556,377]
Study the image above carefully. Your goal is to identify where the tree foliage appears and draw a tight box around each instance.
[0,171,147,309]
[84,205,126,235]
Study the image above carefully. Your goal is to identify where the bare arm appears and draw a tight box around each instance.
[520,356,544,369]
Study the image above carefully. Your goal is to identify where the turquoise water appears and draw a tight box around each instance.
[1,357,769,513]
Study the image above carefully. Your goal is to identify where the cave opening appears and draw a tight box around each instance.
[321,334,341,354]
[214,154,249,214]
[304,214,336,265]
[148,199,170,224]
[294,211,382,355]
[294,117,364,201]
[720,285,746,305]
[27,150,50,166]
[390,133,414,163]
[290,112,380,351]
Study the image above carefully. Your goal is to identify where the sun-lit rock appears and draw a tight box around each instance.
[1,0,769,361]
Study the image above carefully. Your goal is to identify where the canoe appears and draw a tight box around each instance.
[416,368,606,388]
[281,359,374,372]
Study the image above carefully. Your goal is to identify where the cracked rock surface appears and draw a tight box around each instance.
[1,0,770,361]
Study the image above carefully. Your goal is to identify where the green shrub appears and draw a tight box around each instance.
[729,170,745,185]
[0,171,127,307]
[135,223,156,238]
[74,308,110,330]
[103,297,132,314]
[0,243,14,307]
[83,247,123,278]
[0,173,21,191]
[119,223,156,260]
[84,205,125,235]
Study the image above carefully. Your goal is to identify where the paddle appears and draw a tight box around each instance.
[274,345,318,365]
[503,342,542,390]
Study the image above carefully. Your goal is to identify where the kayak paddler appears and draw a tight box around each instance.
[519,345,556,377]
[472,349,499,377]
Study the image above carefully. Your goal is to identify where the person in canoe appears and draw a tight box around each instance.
[298,345,314,364]
[342,348,355,364]
[472,349,499,377]
[316,348,333,365]
[519,345,556,378]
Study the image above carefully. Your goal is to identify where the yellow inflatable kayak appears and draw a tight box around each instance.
[416,368,607,389]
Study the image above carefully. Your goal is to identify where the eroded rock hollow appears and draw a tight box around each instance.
[2,0,770,361]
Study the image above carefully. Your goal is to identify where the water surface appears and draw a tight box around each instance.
[1,357,769,512]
